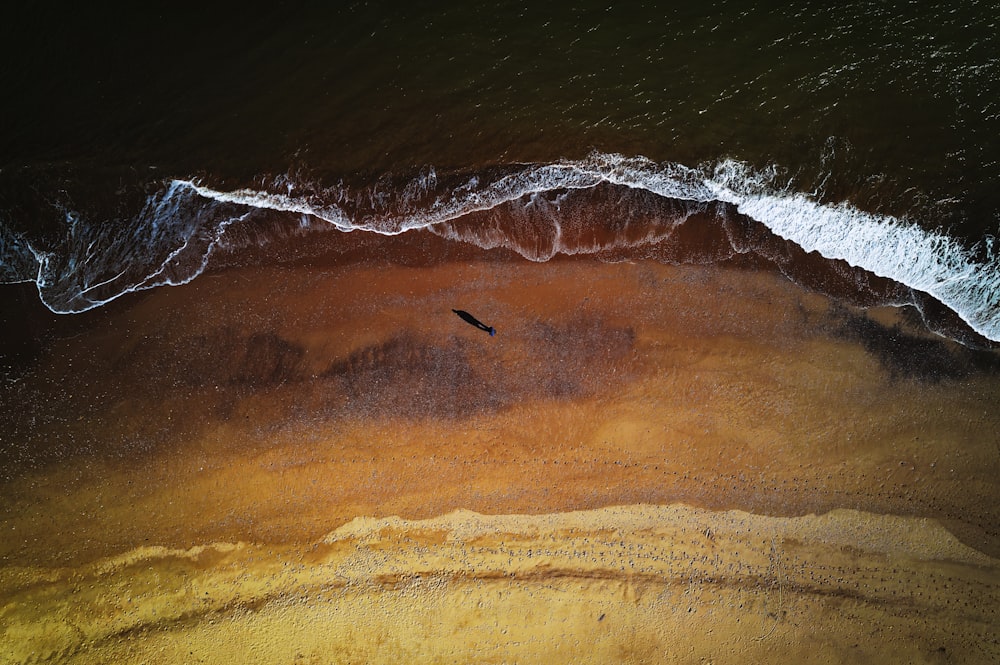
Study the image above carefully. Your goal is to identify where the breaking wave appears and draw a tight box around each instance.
[1,152,997,342]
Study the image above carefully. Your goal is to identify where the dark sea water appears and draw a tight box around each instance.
[1,2,998,340]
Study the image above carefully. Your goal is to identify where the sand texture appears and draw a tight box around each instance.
[3,505,998,664]
[2,244,999,663]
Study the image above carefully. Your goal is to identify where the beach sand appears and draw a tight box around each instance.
[4,506,997,664]
[2,232,999,663]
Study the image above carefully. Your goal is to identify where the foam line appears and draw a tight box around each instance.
[182,154,1000,341]
[3,153,997,342]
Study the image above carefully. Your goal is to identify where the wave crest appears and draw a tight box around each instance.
[2,152,997,342]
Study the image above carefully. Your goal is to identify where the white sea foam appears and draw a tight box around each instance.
[702,167,1000,342]
[5,152,998,342]
[180,153,1000,341]
[6,180,254,314]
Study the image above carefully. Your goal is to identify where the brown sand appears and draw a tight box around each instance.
[1,241,999,663]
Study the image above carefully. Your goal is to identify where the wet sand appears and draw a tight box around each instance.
[2,233,999,662]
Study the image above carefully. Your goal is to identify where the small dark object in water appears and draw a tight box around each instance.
[452,309,495,336]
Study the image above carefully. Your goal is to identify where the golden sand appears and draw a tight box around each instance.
[2,250,999,662]
[3,505,997,663]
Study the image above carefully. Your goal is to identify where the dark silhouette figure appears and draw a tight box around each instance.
[453,309,496,336]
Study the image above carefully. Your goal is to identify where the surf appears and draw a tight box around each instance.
[1,152,997,344]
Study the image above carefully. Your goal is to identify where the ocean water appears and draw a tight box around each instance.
[1,1,998,341]
[2,4,1000,663]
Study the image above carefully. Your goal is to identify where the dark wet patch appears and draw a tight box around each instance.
[0,283,62,381]
[4,327,315,460]
[319,319,637,420]
[233,333,305,387]
[0,314,639,475]
[831,306,1000,382]
[322,333,490,419]
[143,326,305,393]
